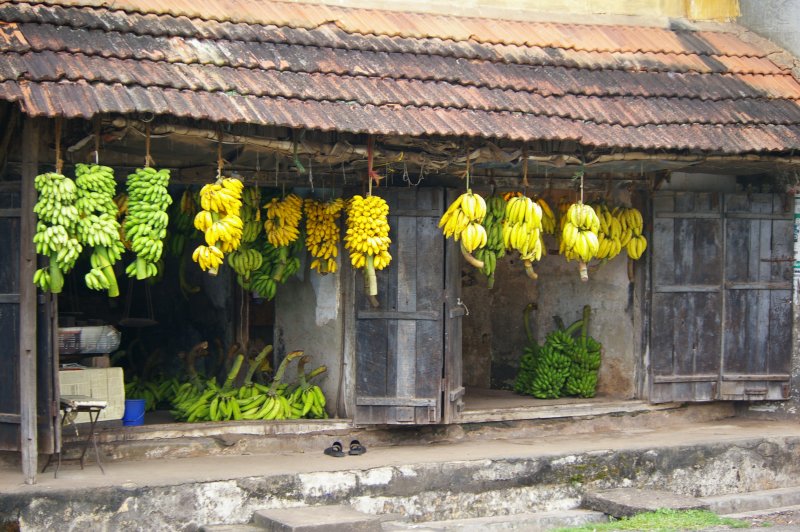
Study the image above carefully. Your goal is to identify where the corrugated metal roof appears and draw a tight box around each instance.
[1,0,799,154]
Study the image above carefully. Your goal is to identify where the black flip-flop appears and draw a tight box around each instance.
[324,441,346,457]
[349,439,367,455]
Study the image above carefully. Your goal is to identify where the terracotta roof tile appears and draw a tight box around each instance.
[1,0,799,154]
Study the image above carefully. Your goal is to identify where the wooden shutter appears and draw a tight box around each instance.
[353,187,462,424]
[720,194,792,400]
[0,185,24,450]
[650,191,792,403]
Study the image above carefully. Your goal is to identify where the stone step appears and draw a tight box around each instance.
[701,487,800,515]
[380,509,607,531]
[200,525,266,532]
[253,505,382,532]
[582,488,709,518]
[723,503,800,521]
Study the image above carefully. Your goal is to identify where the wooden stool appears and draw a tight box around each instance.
[42,395,107,478]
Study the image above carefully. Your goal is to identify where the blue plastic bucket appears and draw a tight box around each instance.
[122,398,146,426]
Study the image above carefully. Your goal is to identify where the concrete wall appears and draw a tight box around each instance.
[739,0,800,58]
[273,259,345,418]
[461,187,639,398]
[291,0,740,22]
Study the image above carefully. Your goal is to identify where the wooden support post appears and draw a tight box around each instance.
[19,117,40,484]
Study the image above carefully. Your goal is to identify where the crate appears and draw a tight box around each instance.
[58,326,121,355]
[58,367,125,423]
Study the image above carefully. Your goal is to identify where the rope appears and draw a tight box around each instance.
[144,122,152,168]
[54,117,63,174]
[93,118,101,165]
[522,145,529,192]
[216,128,224,180]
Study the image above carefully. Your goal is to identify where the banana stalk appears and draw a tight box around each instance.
[222,353,244,392]
[95,246,120,297]
[460,242,484,268]
[48,259,65,293]
[267,350,304,396]
[523,259,537,280]
[365,255,379,308]
[244,345,273,385]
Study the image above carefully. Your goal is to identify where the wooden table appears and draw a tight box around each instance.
[42,395,107,478]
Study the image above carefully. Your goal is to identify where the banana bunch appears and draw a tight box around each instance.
[560,203,600,263]
[288,383,327,419]
[472,194,506,287]
[528,340,572,399]
[344,194,392,268]
[240,186,262,244]
[125,376,181,412]
[227,248,263,282]
[503,195,544,278]
[264,193,303,247]
[248,238,303,300]
[167,188,198,258]
[439,190,487,253]
[564,337,602,398]
[74,163,125,297]
[304,197,345,274]
[616,207,647,260]
[591,203,624,261]
[123,167,172,280]
[537,198,557,235]
[345,194,392,299]
[32,172,82,293]
[193,177,244,274]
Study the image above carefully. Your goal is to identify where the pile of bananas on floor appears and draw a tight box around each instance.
[124,345,329,422]
[514,305,602,399]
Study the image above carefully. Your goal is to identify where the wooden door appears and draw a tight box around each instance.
[0,184,23,450]
[650,191,792,403]
[0,184,57,455]
[353,187,463,424]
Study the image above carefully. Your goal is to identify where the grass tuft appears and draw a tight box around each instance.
[553,508,750,531]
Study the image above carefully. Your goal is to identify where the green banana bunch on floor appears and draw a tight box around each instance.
[565,337,602,398]
[529,340,572,398]
[123,167,171,280]
[473,194,506,288]
[75,163,125,297]
[125,375,181,412]
[32,172,82,293]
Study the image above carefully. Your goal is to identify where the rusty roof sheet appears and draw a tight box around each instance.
[1,0,799,154]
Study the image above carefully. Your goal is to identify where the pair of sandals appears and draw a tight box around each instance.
[324,439,367,457]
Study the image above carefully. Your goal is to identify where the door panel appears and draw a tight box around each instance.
[650,192,792,403]
[354,187,453,425]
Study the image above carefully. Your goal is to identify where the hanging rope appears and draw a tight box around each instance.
[54,117,63,174]
[216,128,224,180]
[465,147,471,191]
[367,135,381,188]
[93,118,101,165]
[522,145,529,193]
[144,122,154,168]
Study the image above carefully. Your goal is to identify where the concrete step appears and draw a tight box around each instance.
[582,488,709,518]
[381,509,607,531]
[701,487,800,515]
[723,503,800,521]
[253,505,382,531]
[200,525,265,532]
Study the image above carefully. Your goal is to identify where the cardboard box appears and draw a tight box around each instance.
[58,367,125,423]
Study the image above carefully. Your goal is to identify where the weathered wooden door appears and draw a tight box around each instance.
[353,187,463,424]
[0,182,58,455]
[650,191,792,402]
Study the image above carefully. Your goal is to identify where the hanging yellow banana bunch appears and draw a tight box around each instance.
[502,195,544,279]
[304,197,345,274]
[263,194,302,247]
[439,189,487,268]
[344,194,391,300]
[616,207,647,260]
[591,203,624,261]
[192,177,244,275]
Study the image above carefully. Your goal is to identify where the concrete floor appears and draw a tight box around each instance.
[3,417,800,495]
